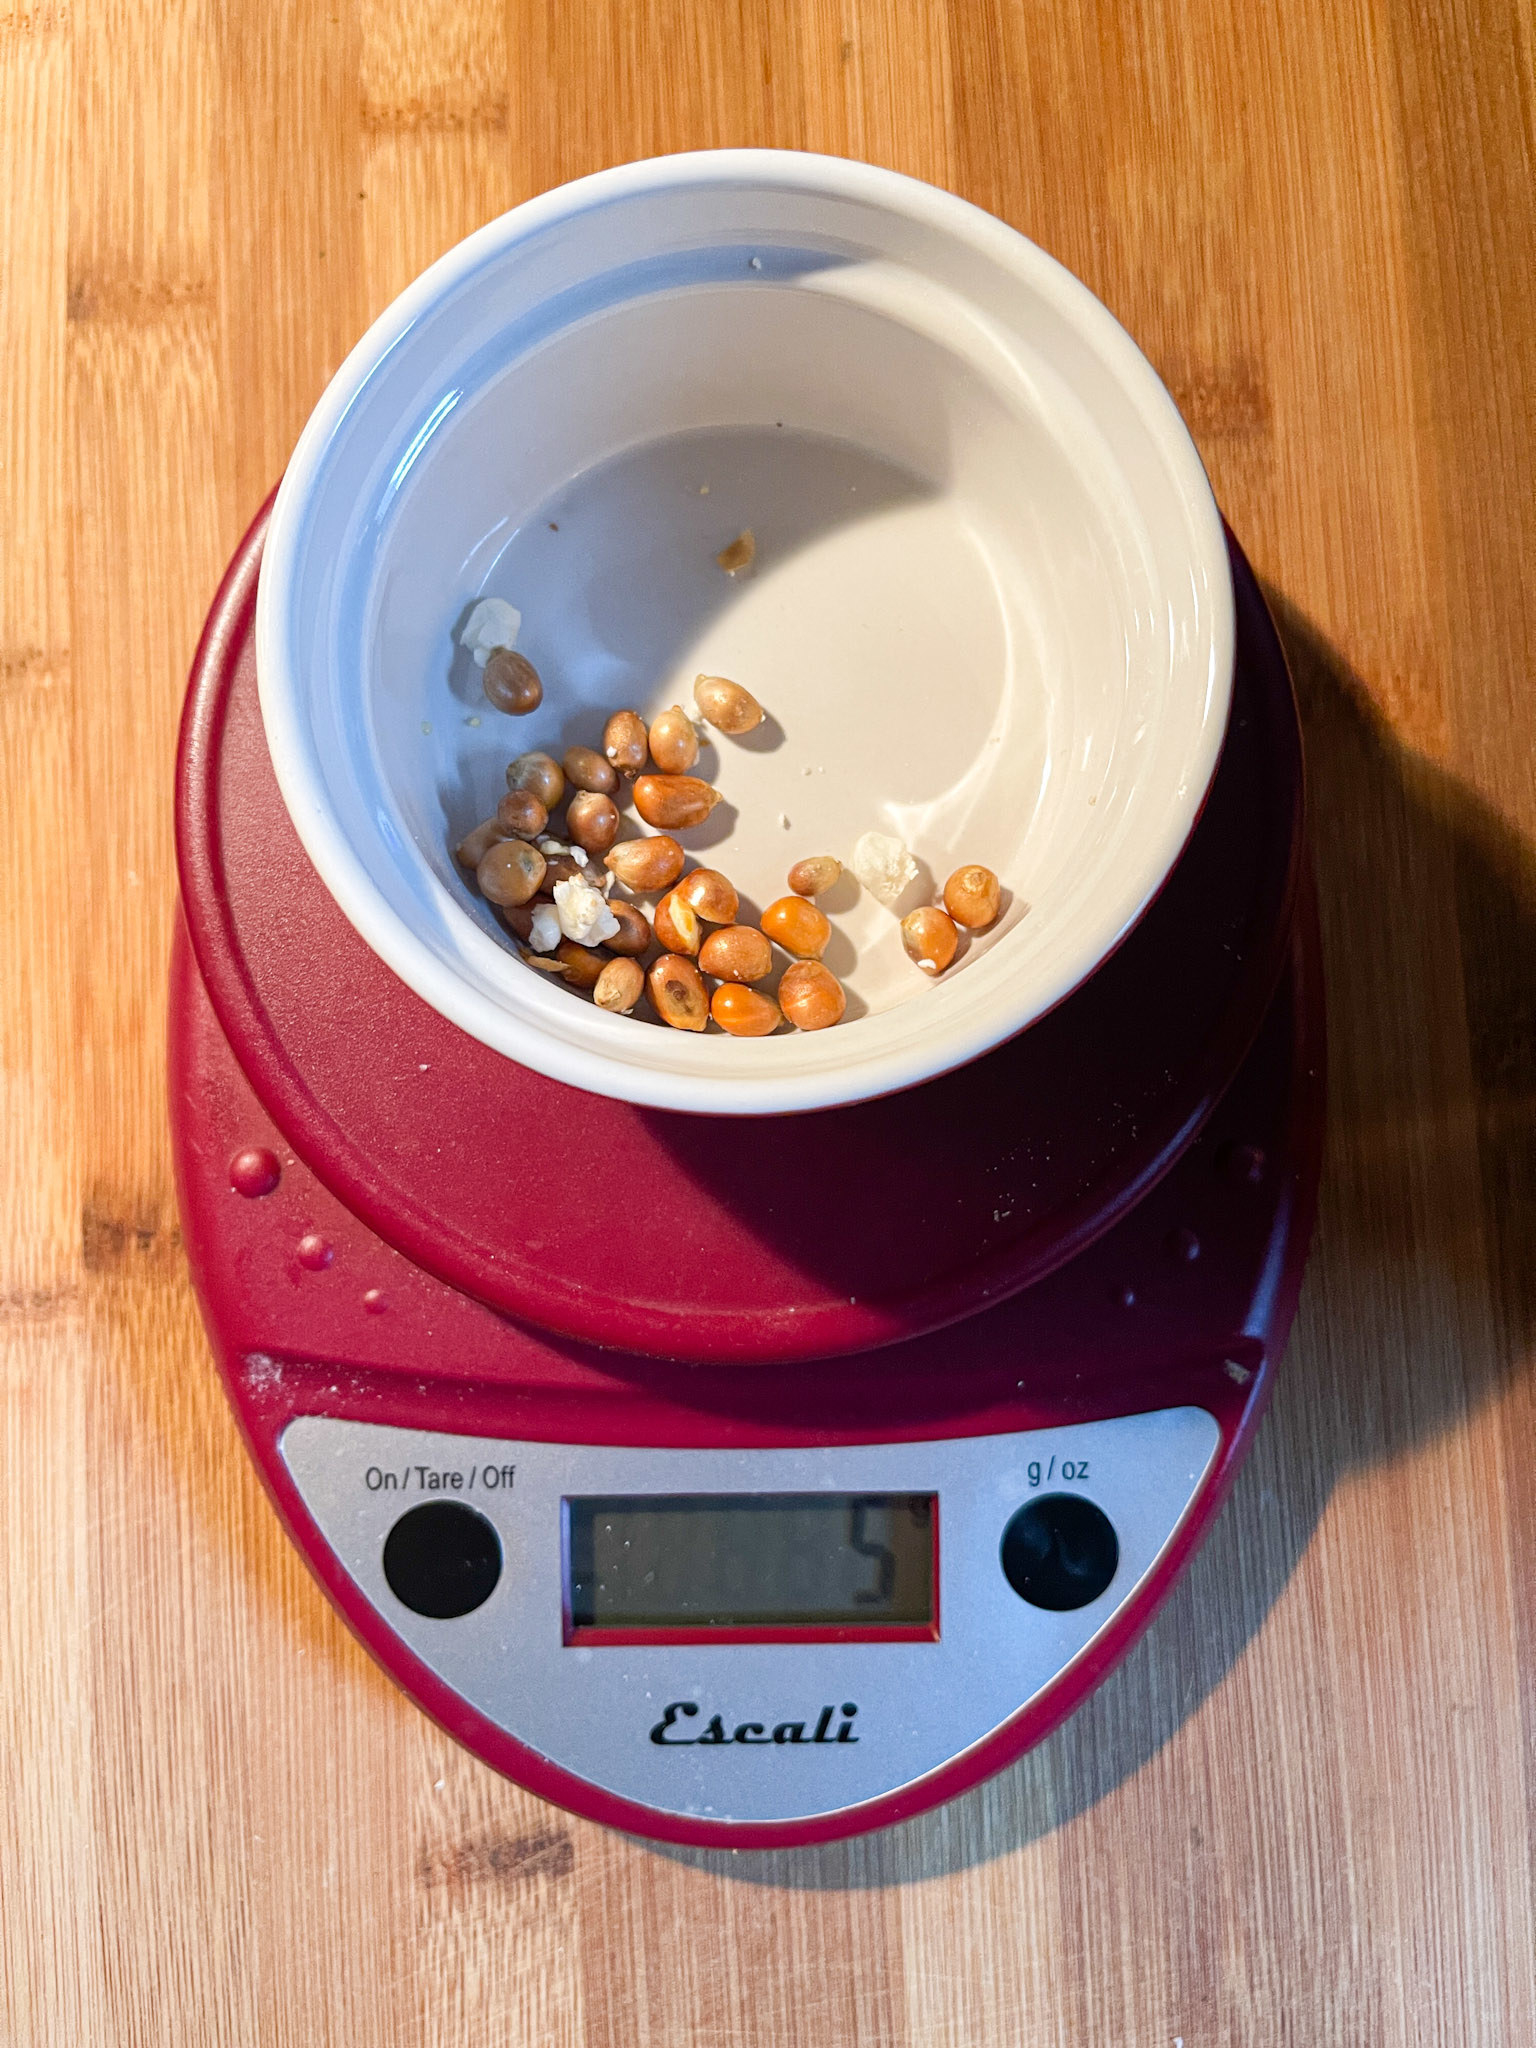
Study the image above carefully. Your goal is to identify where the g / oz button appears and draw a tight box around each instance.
[1000,1494,1119,1611]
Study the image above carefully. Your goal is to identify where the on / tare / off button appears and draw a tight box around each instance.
[1000,1494,1119,1611]
[383,1502,502,1619]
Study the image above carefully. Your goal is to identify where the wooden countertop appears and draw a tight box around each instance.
[2,2,1532,2040]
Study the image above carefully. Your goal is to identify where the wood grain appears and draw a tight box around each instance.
[2,0,1533,2040]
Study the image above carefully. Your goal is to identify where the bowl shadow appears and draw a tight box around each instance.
[436,428,937,851]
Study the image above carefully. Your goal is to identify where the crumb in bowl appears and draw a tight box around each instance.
[715,529,755,575]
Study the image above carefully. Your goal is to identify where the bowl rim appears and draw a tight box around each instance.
[255,147,1235,1116]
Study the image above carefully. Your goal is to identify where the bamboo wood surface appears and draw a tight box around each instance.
[2,1,1534,2042]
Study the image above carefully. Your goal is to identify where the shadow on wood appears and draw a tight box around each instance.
[646,590,1536,1887]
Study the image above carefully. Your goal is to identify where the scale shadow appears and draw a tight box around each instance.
[642,591,1536,1888]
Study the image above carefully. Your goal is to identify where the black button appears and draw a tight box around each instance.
[382,1502,502,1619]
[1000,1494,1119,1611]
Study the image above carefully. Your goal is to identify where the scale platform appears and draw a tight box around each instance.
[171,504,1323,1847]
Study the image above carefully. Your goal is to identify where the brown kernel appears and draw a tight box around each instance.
[482,647,543,715]
[496,788,548,840]
[553,938,609,989]
[648,704,699,774]
[901,906,959,976]
[788,855,841,898]
[698,924,772,983]
[566,790,620,856]
[633,774,722,830]
[594,956,646,1013]
[653,889,701,956]
[455,817,508,869]
[676,868,739,924]
[562,744,619,796]
[760,895,832,959]
[778,959,846,1031]
[603,901,652,955]
[604,835,686,893]
[694,672,764,735]
[711,984,782,1036]
[943,864,1001,930]
[477,838,546,907]
[538,853,584,893]
[648,954,709,1031]
[602,710,649,778]
[715,529,755,575]
[500,903,537,941]
[522,953,569,976]
[506,751,564,808]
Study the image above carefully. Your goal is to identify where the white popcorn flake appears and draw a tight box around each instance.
[528,904,562,952]
[553,875,620,947]
[458,597,522,669]
[851,829,919,907]
[536,837,570,856]
[571,847,588,867]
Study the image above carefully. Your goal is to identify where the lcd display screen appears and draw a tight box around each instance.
[565,1492,937,1636]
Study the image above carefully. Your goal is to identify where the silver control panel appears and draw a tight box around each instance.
[282,1409,1219,1825]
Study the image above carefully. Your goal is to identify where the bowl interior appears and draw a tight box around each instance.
[260,156,1232,1113]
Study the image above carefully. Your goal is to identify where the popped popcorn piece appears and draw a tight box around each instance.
[458,597,523,669]
[851,829,919,907]
[528,904,562,953]
[553,874,620,947]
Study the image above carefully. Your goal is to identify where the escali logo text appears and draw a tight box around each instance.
[650,1702,859,1747]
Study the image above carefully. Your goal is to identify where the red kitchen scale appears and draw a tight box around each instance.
[171,501,1323,1848]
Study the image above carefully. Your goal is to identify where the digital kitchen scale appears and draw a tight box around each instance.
[171,502,1323,1847]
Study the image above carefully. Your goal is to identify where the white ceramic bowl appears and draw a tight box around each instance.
[257,150,1233,1117]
